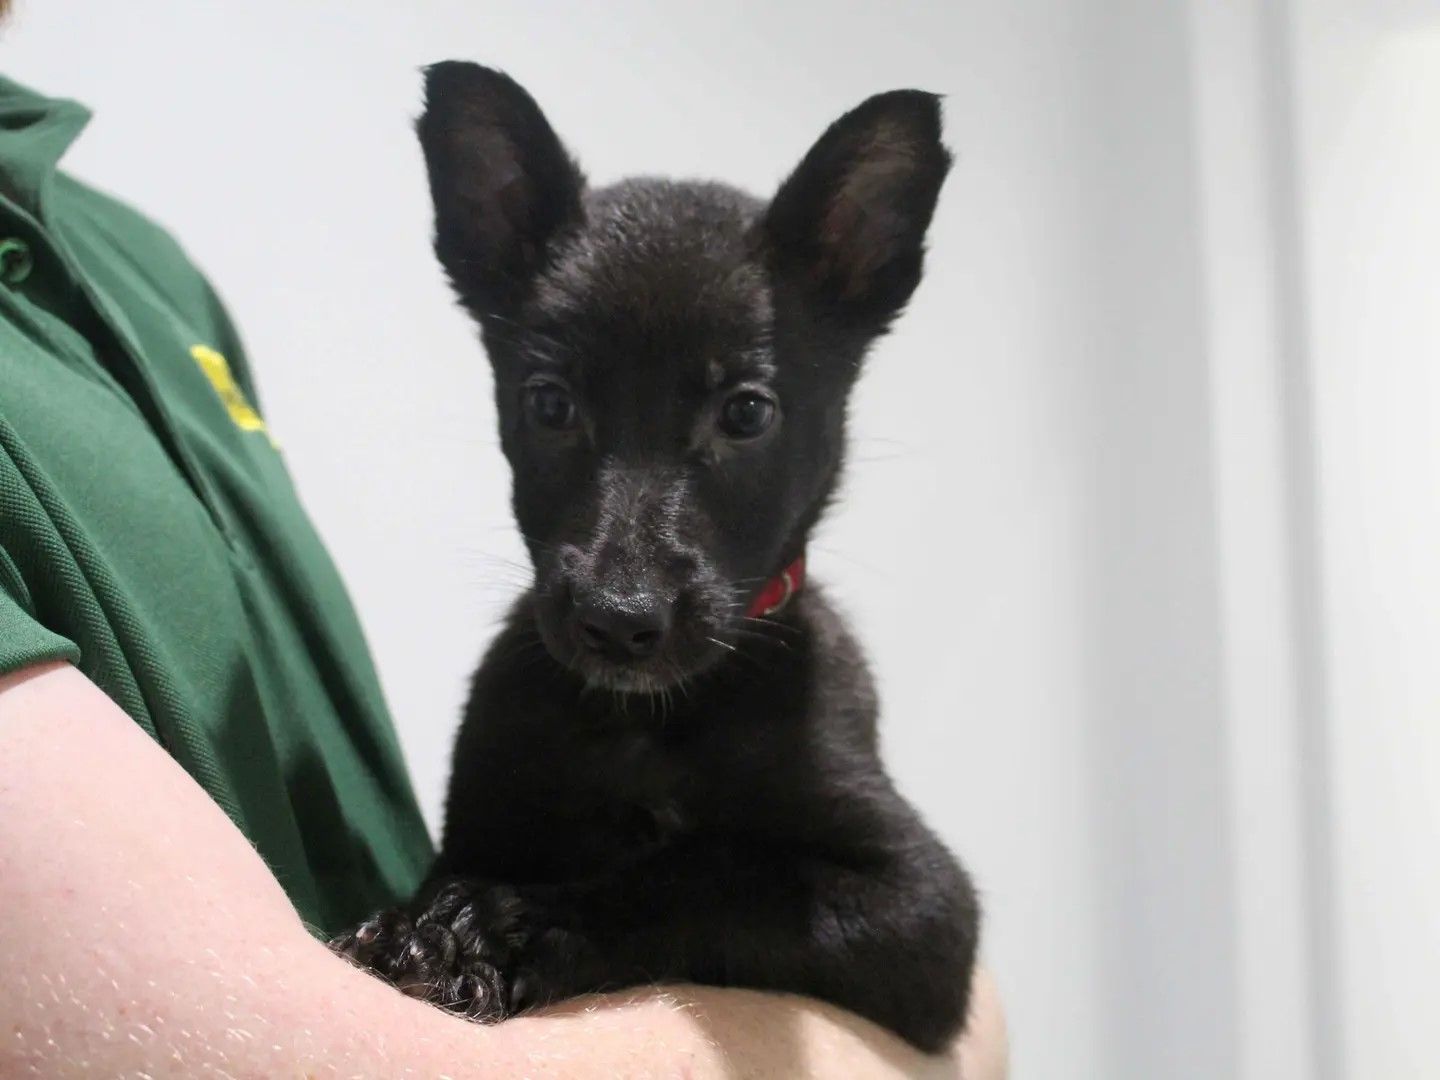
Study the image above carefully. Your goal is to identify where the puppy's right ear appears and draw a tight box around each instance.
[417,62,585,316]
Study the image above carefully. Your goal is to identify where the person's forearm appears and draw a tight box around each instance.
[6,873,953,1080]
[0,663,982,1078]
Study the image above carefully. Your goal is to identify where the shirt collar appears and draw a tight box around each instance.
[0,74,90,214]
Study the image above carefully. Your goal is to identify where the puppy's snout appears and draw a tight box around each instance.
[574,590,674,661]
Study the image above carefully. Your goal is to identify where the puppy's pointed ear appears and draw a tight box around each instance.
[763,90,951,328]
[418,62,585,316]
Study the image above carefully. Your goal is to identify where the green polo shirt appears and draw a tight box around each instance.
[0,76,433,934]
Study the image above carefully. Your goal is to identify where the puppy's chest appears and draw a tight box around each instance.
[569,721,780,844]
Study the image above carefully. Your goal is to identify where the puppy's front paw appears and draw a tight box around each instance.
[329,879,530,1021]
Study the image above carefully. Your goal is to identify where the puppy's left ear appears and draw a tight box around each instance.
[763,90,951,328]
[417,61,586,317]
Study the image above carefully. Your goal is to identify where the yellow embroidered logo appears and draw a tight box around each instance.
[190,344,276,445]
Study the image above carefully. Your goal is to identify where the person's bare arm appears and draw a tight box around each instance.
[0,662,1003,1078]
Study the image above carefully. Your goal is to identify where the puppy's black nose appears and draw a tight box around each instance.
[574,593,672,661]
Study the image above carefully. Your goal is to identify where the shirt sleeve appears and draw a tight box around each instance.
[0,544,80,678]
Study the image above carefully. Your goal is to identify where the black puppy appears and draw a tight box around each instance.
[333,61,978,1054]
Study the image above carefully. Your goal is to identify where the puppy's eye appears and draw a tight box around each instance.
[526,382,578,430]
[718,391,776,440]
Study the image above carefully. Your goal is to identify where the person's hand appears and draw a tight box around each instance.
[958,967,1009,1079]
[547,966,1008,1080]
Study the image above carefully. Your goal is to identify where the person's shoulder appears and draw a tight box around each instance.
[50,171,223,316]
[48,170,251,381]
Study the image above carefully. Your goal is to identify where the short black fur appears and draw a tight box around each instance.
[332,62,978,1053]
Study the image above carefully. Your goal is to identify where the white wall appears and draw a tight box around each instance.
[1186,3,1322,1077]
[1287,2,1440,1076]
[10,2,1433,1077]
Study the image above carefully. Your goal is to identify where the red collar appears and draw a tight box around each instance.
[746,554,806,618]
